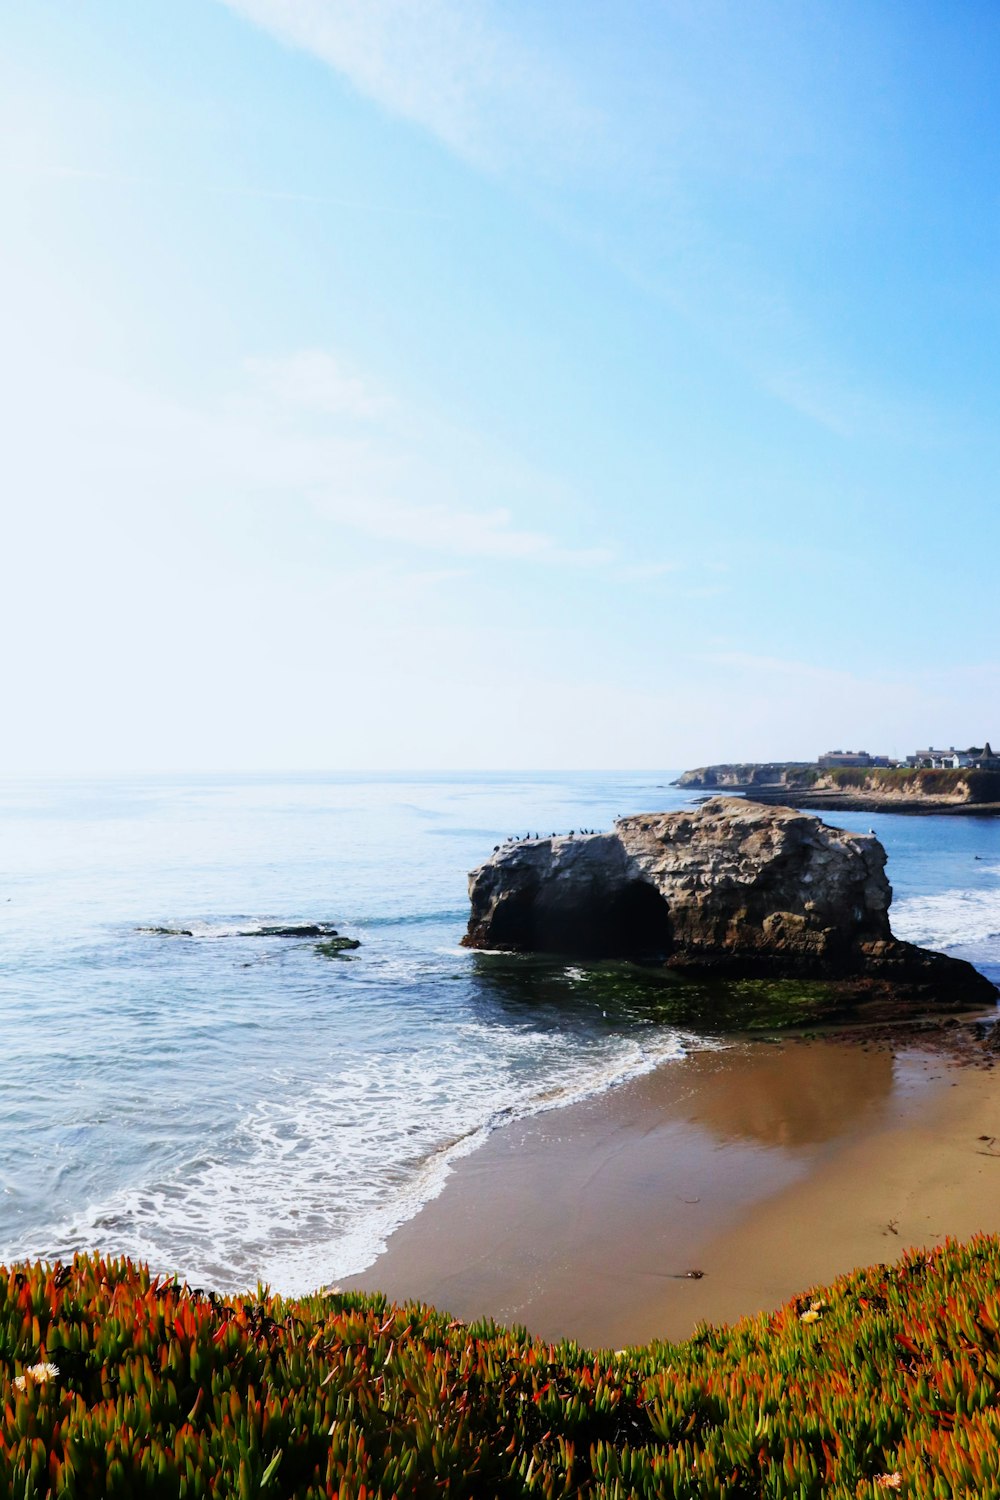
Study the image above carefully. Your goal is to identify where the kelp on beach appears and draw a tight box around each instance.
[4,1239,1000,1496]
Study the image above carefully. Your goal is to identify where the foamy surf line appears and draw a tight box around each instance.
[891,880,1000,952]
[345,1029,728,1274]
[31,1030,722,1299]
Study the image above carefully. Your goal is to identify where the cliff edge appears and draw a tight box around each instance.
[674,763,1000,813]
[464,797,997,1008]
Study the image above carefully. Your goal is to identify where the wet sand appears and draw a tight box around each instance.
[342,1038,1000,1348]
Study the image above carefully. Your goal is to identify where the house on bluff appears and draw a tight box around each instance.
[906,743,1000,770]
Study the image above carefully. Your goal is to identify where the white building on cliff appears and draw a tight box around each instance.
[906,743,999,769]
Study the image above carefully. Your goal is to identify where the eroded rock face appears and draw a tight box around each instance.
[464,798,997,1006]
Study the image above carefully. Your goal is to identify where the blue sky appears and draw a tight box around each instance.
[3,0,1000,770]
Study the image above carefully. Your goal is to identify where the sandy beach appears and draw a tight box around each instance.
[342,1033,1000,1349]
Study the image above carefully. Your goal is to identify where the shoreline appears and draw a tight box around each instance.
[341,1032,1000,1348]
[685,787,1000,816]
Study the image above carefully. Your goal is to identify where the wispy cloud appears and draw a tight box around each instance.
[759,364,943,444]
[9,343,614,571]
[316,497,611,565]
[218,1,934,445]
[231,349,612,564]
[218,0,595,172]
[245,351,388,420]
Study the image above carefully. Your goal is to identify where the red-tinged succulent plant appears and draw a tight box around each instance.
[2,1238,1000,1496]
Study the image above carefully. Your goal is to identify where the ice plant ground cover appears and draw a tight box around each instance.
[3,1241,1000,1496]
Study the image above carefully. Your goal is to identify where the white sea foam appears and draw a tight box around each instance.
[891,870,1000,951]
[143,912,468,939]
[148,919,333,939]
[41,1022,712,1296]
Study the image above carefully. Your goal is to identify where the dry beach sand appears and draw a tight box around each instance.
[342,1034,1000,1349]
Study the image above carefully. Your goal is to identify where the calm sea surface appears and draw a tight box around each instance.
[2,771,999,1293]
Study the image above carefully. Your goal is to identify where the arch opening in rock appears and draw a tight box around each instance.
[484,884,541,951]
[603,878,674,959]
[530,877,673,959]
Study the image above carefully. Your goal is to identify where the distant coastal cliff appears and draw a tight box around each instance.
[674,764,1000,814]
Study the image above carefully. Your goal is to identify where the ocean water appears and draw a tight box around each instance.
[1,772,999,1295]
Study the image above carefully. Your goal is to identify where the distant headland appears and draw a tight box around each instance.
[674,743,1000,813]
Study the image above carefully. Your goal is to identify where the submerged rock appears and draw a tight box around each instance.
[464,798,997,1009]
[138,921,351,941]
[240,923,342,939]
[315,935,362,957]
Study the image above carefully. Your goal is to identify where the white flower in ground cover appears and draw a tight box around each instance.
[13,1362,59,1391]
[875,1474,903,1491]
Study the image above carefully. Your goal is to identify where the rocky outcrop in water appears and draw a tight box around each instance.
[137,921,358,943]
[464,798,997,1008]
[673,763,815,790]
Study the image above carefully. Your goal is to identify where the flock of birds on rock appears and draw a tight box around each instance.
[493,827,603,851]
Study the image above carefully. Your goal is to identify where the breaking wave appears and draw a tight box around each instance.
[891,869,1000,953]
[39,1022,710,1295]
